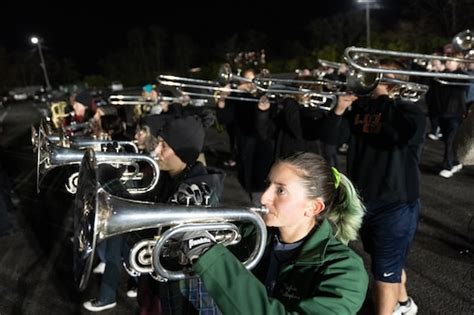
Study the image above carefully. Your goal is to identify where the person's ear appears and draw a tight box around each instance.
[305,197,325,217]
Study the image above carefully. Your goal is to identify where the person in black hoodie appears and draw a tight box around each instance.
[138,115,225,315]
[255,76,338,167]
[321,59,426,315]
[425,52,467,178]
[83,116,225,313]
[216,68,274,206]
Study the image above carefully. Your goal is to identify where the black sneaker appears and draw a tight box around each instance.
[83,299,117,312]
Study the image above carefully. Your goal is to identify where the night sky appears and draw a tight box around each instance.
[4,0,404,73]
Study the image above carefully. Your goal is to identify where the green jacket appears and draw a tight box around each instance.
[194,219,368,314]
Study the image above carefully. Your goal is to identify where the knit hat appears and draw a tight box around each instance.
[158,116,204,165]
[75,90,93,108]
[141,114,172,137]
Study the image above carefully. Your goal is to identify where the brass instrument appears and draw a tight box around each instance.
[452,29,473,53]
[108,94,158,106]
[32,119,139,153]
[343,46,474,94]
[385,78,429,103]
[433,78,474,87]
[108,94,159,119]
[74,149,268,290]
[318,58,343,70]
[35,124,159,195]
[108,94,209,118]
[31,119,62,151]
[216,63,255,86]
[50,101,73,129]
[158,67,338,110]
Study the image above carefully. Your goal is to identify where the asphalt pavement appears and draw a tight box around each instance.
[0,100,473,314]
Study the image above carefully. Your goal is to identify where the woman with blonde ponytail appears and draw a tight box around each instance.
[189,152,368,315]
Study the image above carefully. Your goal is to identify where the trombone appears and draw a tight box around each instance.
[159,66,338,110]
[108,95,158,106]
[159,79,337,110]
[318,58,344,70]
[108,93,209,107]
[452,29,473,54]
[433,78,474,86]
[343,46,474,94]
[157,76,265,103]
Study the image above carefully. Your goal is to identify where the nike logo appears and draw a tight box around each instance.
[383,272,395,277]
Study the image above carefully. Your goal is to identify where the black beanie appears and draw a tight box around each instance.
[75,90,93,108]
[159,116,204,165]
[142,114,172,137]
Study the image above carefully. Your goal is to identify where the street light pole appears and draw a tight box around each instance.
[357,0,377,48]
[30,36,52,91]
[365,2,371,47]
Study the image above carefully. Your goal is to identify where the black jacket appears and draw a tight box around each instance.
[256,97,326,158]
[322,95,426,204]
[425,72,467,117]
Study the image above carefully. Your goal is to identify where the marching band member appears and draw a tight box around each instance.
[216,68,274,206]
[321,59,425,315]
[137,115,225,314]
[255,77,329,162]
[184,152,368,314]
[83,116,225,313]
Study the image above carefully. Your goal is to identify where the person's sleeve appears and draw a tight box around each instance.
[381,101,424,145]
[216,98,236,125]
[281,98,303,139]
[194,244,288,315]
[194,244,368,315]
[309,253,368,314]
[256,106,276,140]
[320,111,344,145]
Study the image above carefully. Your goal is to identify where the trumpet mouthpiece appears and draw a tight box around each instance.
[250,206,269,215]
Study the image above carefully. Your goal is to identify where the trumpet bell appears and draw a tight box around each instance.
[73,149,99,291]
[31,126,38,152]
[36,135,160,195]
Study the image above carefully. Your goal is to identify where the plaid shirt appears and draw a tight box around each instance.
[157,278,221,315]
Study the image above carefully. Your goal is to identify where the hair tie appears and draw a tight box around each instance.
[331,167,341,189]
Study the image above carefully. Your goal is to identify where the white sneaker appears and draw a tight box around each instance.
[451,164,463,174]
[393,296,418,315]
[427,133,439,140]
[439,169,453,178]
[92,262,106,274]
[338,143,349,153]
[83,299,116,312]
[126,287,137,298]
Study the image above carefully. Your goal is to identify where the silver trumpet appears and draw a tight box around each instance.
[31,119,62,151]
[32,118,138,153]
[74,149,268,290]
[70,139,139,153]
[31,119,138,153]
[36,125,159,195]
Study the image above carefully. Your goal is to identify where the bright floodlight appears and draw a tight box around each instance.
[29,35,51,90]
